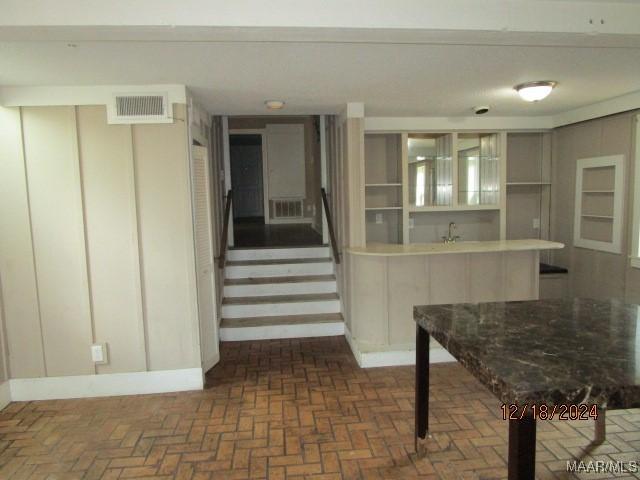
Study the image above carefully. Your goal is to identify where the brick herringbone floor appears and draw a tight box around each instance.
[0,336,638,479]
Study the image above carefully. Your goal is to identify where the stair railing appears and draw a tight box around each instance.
[321,188,340,265]
[218,189,232,269]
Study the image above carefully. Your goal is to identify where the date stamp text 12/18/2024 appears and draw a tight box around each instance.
[501,403,598,421]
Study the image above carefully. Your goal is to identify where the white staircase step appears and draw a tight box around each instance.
[221,293,340,318]
[228,246,330,261]
[225,258,333,279]
[220,313,344,341]
[224,275,337,297]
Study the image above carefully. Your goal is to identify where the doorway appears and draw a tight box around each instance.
[227,119,324,248]
[230,133,266,221]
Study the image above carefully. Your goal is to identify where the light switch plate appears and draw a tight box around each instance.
[375,213,383,224]
[91,343,108,364]
[533,218,540,229]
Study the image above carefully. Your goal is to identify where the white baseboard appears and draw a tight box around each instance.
[10,367,204,402]
[221,321,344,341]
[0,381,11,410]
[344,326,456,368]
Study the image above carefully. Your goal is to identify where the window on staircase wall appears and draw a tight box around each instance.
[631,114,640,268]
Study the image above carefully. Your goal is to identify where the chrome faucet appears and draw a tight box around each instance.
[442,222,461,243]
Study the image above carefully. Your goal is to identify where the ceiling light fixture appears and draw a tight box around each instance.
[514,81,557,102]
[416,155,426,161]
[265,100,285,110]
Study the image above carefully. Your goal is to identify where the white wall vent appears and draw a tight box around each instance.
[107,92,173,124]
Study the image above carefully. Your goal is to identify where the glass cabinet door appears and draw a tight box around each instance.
[408,134,452,208]
[458,133,500,206]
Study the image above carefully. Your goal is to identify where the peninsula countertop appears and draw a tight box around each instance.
[347,239,564,257]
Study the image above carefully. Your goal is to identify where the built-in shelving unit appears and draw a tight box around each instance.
[364,133,404,244]
[505,132,552,254]
[363,130,506,245]
[574,155,624,253]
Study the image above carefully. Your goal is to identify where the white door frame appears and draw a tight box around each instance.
[222,117,234,247]
[228,129,270,223]
[319,115,329,244]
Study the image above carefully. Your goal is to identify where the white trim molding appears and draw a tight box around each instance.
[9,368,203,402]
[573,155,624,254]
[0,381,11,410]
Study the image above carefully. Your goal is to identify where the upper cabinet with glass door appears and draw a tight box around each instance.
[408,133,453,208]
[458,133,500,206]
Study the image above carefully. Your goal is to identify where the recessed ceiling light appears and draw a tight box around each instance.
[514,81,557,102]
[265,100,285,110]
[416,155,426,161]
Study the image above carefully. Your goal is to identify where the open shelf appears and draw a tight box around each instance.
[506,182,551,186]
[410,205,499,213]
[365,183,402,187]
[581,214,614,220]
[365,206,402,211]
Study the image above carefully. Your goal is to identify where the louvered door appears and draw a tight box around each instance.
[191,145,219,371]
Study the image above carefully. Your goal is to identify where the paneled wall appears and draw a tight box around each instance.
[551,110,639,301]
[0,104,200,379]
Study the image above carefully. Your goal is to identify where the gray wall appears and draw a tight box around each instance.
[551,110,639,302]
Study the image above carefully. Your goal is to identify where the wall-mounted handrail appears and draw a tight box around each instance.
[218,189,232,269]
[321,188,340,264]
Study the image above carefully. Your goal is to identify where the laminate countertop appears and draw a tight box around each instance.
[347,239,564,257]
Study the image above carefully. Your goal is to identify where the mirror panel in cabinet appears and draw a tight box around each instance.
[458,133,500,206]
[408,133,452,208]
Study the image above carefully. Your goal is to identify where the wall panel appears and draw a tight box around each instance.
[21,106,94,376]
[0,107,46,378]
[76,106,147,374]
[133,104,200,370]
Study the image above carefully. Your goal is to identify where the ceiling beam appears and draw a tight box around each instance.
[2,0,640,38]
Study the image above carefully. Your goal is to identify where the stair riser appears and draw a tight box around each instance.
[222,300,341,318]
[220,322,345,341]
[224,281,337,298]
[225,263,333,279]
[228,247,330,261]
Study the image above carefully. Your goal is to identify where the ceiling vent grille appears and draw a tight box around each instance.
[107,92,173,124]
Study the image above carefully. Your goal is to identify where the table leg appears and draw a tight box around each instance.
[415,325,430,455]
[594,409,606,445]
[508,414,536,480]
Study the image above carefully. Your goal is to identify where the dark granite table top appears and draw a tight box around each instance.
[414,298,640,409]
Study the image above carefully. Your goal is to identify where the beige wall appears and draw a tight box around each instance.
[228,116,322,229]
[0,104,201,379]
[551,110,639,302]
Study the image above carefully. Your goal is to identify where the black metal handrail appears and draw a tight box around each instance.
[321,188,340,264]
[218,189,232,269]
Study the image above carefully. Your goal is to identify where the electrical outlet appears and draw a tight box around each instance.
[91,343,108,364]
[533,218,540,229]
[408,217,415,229]
[375,213,383,224]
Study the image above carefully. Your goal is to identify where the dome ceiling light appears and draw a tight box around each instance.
[265,100,285,110]
[514,81,557,102]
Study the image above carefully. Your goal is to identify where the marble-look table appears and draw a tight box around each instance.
[413,298,640,480]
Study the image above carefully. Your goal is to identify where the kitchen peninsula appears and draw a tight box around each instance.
[343,239,563,367]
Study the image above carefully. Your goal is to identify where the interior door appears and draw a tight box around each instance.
[191,145,219,372]
[230,134,264,219]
